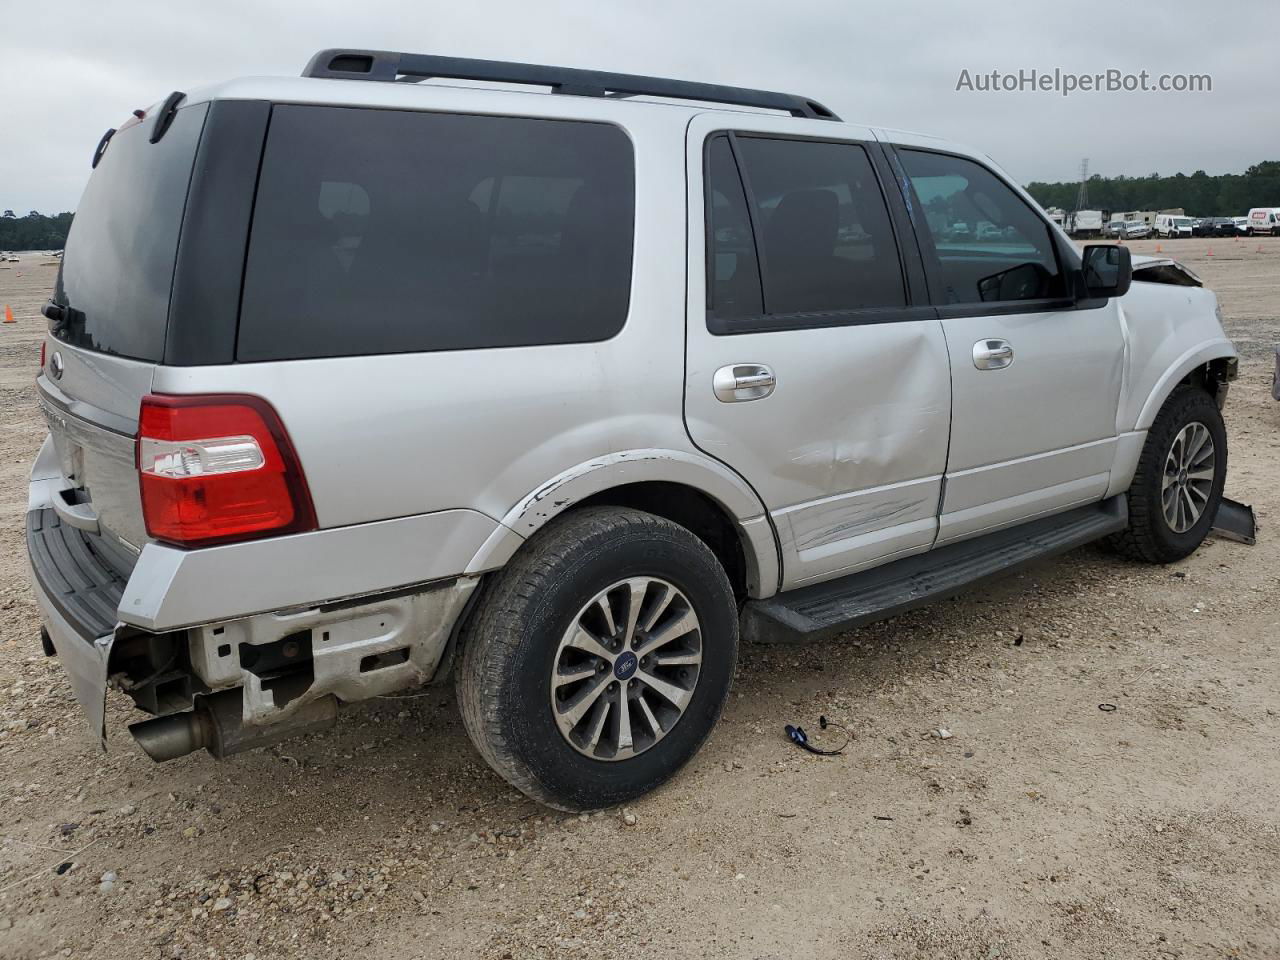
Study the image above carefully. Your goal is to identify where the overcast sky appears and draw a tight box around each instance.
[2,0,1278,213]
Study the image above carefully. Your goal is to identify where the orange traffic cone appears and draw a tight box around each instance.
[2,305,14,324]
[1155,242,1163,253]
[1207,247,1214,257]
[1258,245,1265,254]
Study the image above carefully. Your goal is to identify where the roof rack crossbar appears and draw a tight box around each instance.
[301,49,840,121]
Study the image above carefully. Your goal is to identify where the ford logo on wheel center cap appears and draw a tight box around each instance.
[613,650,638,681]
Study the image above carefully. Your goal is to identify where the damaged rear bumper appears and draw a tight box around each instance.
[29,553,116,749]
[26,505,124,748]
[26,500,480,759]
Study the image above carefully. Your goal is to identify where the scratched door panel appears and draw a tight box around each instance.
[684,317,951,589]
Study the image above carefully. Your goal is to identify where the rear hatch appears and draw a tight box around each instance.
[38,99,210,562]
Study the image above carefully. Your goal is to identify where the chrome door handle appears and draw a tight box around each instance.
[972,339,1014,370]
[713,363,776,402]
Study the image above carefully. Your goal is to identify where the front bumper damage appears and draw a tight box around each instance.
[1212,499,1257,545]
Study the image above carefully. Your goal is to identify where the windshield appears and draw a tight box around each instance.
[53,103,209,361]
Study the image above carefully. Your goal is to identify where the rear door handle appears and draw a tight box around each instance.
[713,364,775,402]
[972,339,1014,370]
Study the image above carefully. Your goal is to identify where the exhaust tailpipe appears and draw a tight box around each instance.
[129,687,338,762]
[130,710,211,762]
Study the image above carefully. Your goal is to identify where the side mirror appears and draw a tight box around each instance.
[1081,243,1132,299]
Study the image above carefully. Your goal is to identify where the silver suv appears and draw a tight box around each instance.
[29,50,1238,810]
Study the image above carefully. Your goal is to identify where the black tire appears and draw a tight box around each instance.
[456,506,738,811]
[1105,385,1226,563]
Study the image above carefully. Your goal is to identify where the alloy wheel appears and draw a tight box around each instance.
[1162,421,1216,534]
[550,577,702,761]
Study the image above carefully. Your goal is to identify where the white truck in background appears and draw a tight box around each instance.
[1065,209,1106,238]
[1245,207,1280,236]
[1155,214,1195,239]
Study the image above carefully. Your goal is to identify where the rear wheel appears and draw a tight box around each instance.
[1105,385,1226,563]
[457,507,738,810]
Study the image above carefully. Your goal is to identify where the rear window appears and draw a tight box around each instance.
[237,105,635,361]
[54,103,209,361]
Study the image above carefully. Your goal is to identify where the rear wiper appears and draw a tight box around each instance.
[41,300,69,333]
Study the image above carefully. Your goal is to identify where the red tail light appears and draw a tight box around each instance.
[137,394,316,547]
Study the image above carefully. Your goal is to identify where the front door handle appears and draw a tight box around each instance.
[713,364,776,402]
[972,339,1014,370]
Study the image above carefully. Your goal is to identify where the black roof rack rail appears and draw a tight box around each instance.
[301,49,840,121]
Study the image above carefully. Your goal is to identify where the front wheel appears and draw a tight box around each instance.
[456,507,738,810]
[1106,385,1227,563]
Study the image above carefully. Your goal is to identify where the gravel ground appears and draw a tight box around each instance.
[0,237,1277,960]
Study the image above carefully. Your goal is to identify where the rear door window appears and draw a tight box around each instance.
[898,149,1066,305]
[53,103,209,361]
[734,137,906,316]
[237,106,635,361]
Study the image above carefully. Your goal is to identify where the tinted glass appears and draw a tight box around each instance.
[898,149,1064,304]
[238,106,634,361]
[705,137,763,319]
[735,137,905,315]
[54,103,209,361]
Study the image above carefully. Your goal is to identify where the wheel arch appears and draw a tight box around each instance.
[1134,341,1238,431]
[464,450,781,598]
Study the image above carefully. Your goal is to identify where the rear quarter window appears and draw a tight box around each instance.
[237,105,635,361]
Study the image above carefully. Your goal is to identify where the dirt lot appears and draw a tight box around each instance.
[0,237,1277,960]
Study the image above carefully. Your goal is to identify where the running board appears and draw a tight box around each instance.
[741,498,1128,644]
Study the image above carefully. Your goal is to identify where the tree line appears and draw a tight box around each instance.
[0,210,74,251]
[5,159,1279,249]
[1025,161,1280,217]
